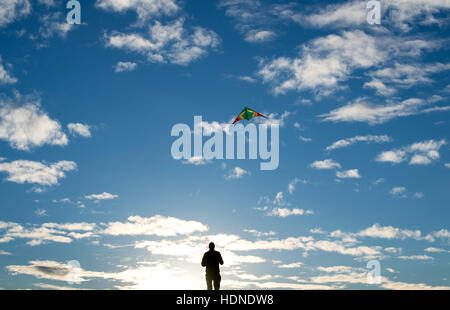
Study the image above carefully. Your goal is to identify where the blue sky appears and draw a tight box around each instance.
[0,0,449,290]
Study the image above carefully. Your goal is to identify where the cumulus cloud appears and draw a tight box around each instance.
[376,139,447,165]
[267,208,313,217]
[218,0,281,45]
[357,223,424,241]
[300,0,366,28]
[336,169,361,179]
[0,94,68,151]
[96,0,180,23]
[390,186,407,198]
[288,178,307,194]
[258,30,388,95]
[366,62,450,96]
[0,160,77,186]
[224,166,249,180]
[67,123,91,138]
[104,18,220,65]
[299,0,450,32]
[0,0,31,28]
[84,192,118,201]
[3,212,450,290]
[0,220,95,246]
[236,75,257,83]
[38,12,74,39]
[102,215,208,237]
[424,247,449,253]
[258,26,439,97]
[113,61,137,73]
[245,30,276,43]
[243,229,276,237]
[310,159,341,169]
[320,97,429,125]
[182,156,210,166]
[0,57,17,84]
[6,259,203,289]
[326,135,392,151]
[398,255,433,260]
[277,262,303,269]
[329,223,438,245]
[256,30,437,97]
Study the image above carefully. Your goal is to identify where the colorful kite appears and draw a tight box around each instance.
[232,107,266,124]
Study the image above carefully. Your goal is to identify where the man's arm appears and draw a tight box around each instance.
[218,252,224,265]
[201,253,207,267]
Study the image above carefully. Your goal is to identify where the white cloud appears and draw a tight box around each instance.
[300,0,450,32]
[299,136,312,142]
[336,169,361,179]
[376,139,446,165]
[300,1,366,28]
[445,163,450,168]
[366,62,450,96]
[363,79,397,97]
[317,266,355,273]
[414,192,424,199]
[34,208,47,217]
[386,268,397,273]
[84,192,118,200]
[243,229,276,237]
[113,61,137,73]
[102,215,208,237]
[182,156,210,166]
[218,0,280,45]
[277,262,303,269]
[390,187,407,197]
[7,259,205,290]
[67,123,91,138]
[381,281,450,290]
[425,247,449,253]
[373,178,385,185]
[0,0,31,28]
[224,167,249,180]
[104,18,220,66]
[288,178,307,194]
[267,208,313,218]
[358,223,423,240]
[330,223,434,244]
[0,57,17,84]
[245,30,276,43]
[376,150,407,164]
[236,75,257,83]
[0,220,95,246]
[321,97,428,125]
[398,255,433,260]
[0,160,77,186]
[0,94,68,151]
[39,12,74,39]
[257,30,396,96]
[96,0,180,23]
[38,0,56,7]
[326,135,392,151]
[310,159,341,170]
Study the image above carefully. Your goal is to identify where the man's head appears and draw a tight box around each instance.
[209,242,215,250]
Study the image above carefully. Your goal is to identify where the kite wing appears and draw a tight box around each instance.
[232,107,266,124]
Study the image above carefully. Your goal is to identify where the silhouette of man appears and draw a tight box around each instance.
[201,242,224,290]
